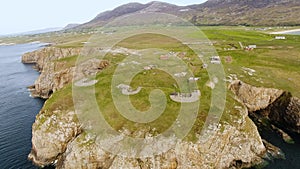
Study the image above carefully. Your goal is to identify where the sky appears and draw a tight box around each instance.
[0,0,207,35]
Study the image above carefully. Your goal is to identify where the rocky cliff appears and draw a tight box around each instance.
[22,47,81,71]
[22,47,80,98]
[229,80,284,112]
[229,80,300,134]
[30,105,266,169]
[58,119,265,169]
[28,110,81,166]
[22,47,108,99]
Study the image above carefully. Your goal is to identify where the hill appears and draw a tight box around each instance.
[78,1,185,28]
[75,0,300,29]
[63,23,80,30]
[188,0,300,26]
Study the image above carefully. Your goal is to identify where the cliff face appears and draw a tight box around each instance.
[228,80,284,112]
[22,47,81,71]
[22,47,108,99]
[229,80,300,134]
[266,94,300,134]
[31,107,266,169]
[28,110,81,166]
[22,47,80,98]
[59,120,264,169]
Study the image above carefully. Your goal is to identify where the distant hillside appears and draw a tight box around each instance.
[3,27,62,36]
[63,24,80,30]
[74,0,300,29]
[188,0,300,26]
[78,1,186,28]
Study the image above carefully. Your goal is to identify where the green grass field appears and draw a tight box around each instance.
[201,27,300,97]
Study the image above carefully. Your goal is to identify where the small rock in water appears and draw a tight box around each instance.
[271,125,295,144]
[263,140,285,160]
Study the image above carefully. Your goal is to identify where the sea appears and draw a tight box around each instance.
[255,123,300,169]
[283,31,300,35]
[0,43,299,169]
[0,43,45,169]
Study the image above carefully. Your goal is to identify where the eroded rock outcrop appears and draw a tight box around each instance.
[57,119,265,169]
[229,80,284,112]
[267,95,300,134]
[22,47,81,71]
[22,47,109,99]
[58,133,116,169]
[30,104,266,169]
[28,110,81,167]
[229,80,300,134]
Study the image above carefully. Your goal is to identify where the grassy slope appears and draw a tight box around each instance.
[201,27,300,97]
[77,34,210,141]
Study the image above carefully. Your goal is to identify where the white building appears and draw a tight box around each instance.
[189,77,200,81]
[275,36,286,40]
[210,56,221,64]
[174,72,187,78]
[248,45,257,49]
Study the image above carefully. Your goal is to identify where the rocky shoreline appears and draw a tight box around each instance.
[22,47,299,169]
[22,47,109,99]
[229,80,300,136]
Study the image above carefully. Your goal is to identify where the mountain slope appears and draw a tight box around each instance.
[76,0,300,28]
[188,0,300,26]
[63,24,80,30]
[78,1,185,28]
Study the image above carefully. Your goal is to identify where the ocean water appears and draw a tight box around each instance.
[0,43,45,169]
[284,31,300,35]
[256,124,300,169]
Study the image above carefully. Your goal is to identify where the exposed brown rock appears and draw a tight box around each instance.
[28,110,81,167]
[229,80,284,112]
[261,93,300,134]
[55,116,265,169]
[271,125,294,144]
[22,47,81,71]
[229,80,300,134]
[22,47,108,99]
[57,133,115,169]
[262,140,285,160]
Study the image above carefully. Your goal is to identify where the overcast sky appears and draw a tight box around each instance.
[0,0,207,35]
